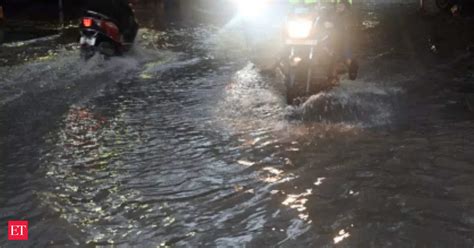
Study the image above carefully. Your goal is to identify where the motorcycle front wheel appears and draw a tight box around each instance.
[286,66,297,105]
[286,65,311,105]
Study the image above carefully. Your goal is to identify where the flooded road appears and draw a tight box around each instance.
[1,3,474,247]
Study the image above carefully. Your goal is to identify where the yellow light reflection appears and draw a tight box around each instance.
[314,177,326,186]
[333,229,350,244]
[282,189,312,213]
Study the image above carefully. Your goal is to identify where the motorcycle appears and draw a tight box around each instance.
[279,6,357,104]
[79,10,137,59]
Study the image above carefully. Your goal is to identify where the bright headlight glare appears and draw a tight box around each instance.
[287,20,313,39]
[232,0,266,18]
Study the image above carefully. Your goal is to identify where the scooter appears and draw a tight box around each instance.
[79,10,137,59]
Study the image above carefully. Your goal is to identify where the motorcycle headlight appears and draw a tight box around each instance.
[231,0,267,18]
[287,20,313,39]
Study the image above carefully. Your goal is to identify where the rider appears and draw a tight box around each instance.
[84,0,138,43]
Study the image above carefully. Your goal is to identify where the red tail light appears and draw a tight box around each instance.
[83,18,93,27]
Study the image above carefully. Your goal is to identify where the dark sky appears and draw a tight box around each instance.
[2,0,176,20]
[4,0,86,19]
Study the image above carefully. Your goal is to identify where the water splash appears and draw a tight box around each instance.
[290,80,402,127]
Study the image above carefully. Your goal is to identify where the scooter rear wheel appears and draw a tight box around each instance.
[80,47,95,60]
[98,42,117,57]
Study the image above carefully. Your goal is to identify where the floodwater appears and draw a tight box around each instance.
[1,3,474,247]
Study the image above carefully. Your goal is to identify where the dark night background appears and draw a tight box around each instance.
[2,0,184,20]
[3,0,84,20]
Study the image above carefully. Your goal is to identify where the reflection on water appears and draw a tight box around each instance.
[282,189,312,221]
[333,228,351,244]
[33,25,382,245]
[36,42,401,245]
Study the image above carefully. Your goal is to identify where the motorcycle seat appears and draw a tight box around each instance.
[85,11,118,24]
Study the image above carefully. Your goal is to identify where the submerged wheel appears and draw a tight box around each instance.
[80,47,95,60]
[286,84,299,105]
[98,42,117,58]
[285,65,311,105]
[286,68,297,105]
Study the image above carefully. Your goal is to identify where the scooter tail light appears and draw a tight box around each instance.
[83,18,93,27]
